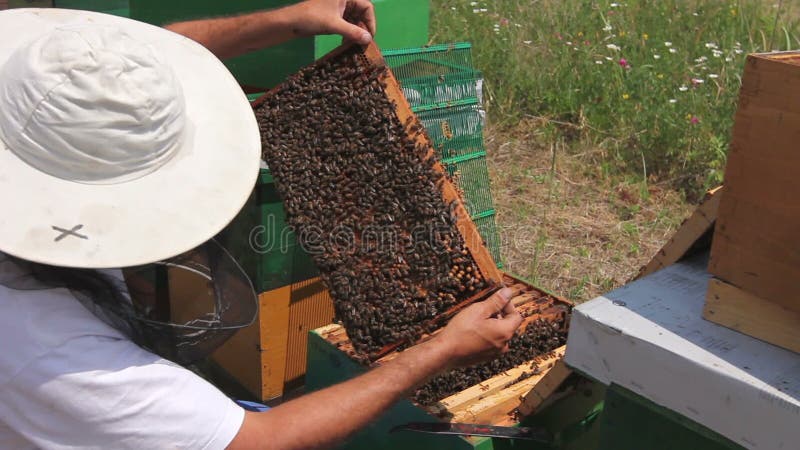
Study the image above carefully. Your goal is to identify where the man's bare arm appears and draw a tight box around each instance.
[165,0,376,60]
[227,288,522,450]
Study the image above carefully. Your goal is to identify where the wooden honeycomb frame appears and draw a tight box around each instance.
[252,41,504,358]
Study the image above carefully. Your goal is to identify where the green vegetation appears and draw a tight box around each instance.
[431,0,800,195]
[422,0,798,299]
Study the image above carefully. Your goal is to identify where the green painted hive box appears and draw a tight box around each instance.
[128,0,430,90]
[216,170,319,294]
[53,0,128,16]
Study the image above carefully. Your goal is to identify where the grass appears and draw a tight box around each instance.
[431,0,800,195]
[487,125,692,300]
[427,0,799,300]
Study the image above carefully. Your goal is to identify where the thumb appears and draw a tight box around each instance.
[481,287,513,317]
[330,18,372,45]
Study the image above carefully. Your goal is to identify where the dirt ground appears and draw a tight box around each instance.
[486,121,695,302]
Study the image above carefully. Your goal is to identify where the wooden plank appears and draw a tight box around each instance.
[209,312,263,399]
[427,346,565,417]
[317,323,346,339]
[284,278,335,384]
[208,286,292,401]
[451,378,537,424]
[709,53,800,313]
[710,198,800,312]
[703,277,800,354]
[205,287,293,401]
[449,361,561,424]
[257,286,292,400]
[425,363,537,417]
[765,51,800,64]
[638,186,722,278]
[517,359,572,416]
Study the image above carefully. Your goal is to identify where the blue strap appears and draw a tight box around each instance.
[235,399,271,412]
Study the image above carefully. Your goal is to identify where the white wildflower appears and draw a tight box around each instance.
[603,24,613,31]
[470,1,478,5]
[653,54,661,59]
[679,85,689,92]
[596,60,604,64]
[692,78,705,84]
[725,57,733,62]
[607,43,621,51]
[523,40,533,44]
[605,56,613,61]
[664,41,673,47]
[708,74,719,79]
[669,99,677,104]
[669,48,677,54]
[610,2,620,7]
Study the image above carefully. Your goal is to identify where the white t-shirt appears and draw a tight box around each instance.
[0,254,245,449]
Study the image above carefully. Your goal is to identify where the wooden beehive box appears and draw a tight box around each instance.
[168,267,333,401]
[704,51,800,354]
[306,274,572,449]
[209,277,334,400]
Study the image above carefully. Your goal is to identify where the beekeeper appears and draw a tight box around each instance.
[0,1,522,449]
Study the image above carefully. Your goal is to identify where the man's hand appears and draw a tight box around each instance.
[165,0,376,60]
[435,288,523,368]
[294,0,376,45]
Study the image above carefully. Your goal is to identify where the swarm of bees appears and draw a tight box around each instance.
[413,318,568,406]
[255,47,488,357]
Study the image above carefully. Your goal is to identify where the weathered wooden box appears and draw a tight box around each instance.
[704,51,800,354]
[209,277,334,401]
[168,265,334,401]
[306,274,573,449]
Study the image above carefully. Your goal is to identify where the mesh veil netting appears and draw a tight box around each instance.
[0,239,257,365]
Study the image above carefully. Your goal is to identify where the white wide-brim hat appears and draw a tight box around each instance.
[0,9,260,268]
